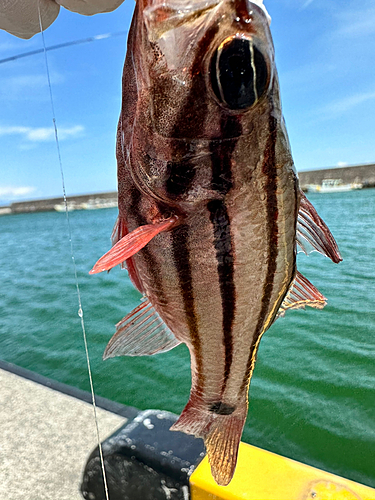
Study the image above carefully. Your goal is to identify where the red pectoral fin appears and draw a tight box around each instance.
[89,215,178,274]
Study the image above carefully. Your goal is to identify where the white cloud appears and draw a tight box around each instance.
[324,91,375,116]
[334,5,375,37]
[336,161,348,167]
[7,75,49,88]
[310,90,375,123]
[0,186,36,198]
[301,0,314,9]
[0,126,28,135]
[0,41,20,53]
[26,128,55,141]
[280,61,337,90]
[0,72,65,101]
[0,124,84,142]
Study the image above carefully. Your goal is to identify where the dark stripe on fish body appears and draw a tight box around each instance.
[208,115,242,390]
[129,186,146,226]
[208,199,235,386]
[168,25,221,394]
[240,109,279,393]
[210,115,241,194]
[167,29,239,395]
[165,24,220,197]
[290,174,300,290]
[171,225,204,390]
[166,159,197,198]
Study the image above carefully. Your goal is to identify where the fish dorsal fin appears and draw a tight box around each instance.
[103,297,180,359]
[90,215,178,274]
[276,271,327,319]
[297,192,342,263]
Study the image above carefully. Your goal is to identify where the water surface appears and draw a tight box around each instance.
[1,189,374,487]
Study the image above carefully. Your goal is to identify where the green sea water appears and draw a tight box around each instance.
[1,189,374,488]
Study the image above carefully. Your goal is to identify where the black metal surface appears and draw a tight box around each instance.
[81,409,206,500]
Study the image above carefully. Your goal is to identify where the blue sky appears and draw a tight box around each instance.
[0,0,374,204]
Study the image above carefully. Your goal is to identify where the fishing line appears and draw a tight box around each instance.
[37,3,110,499]
[0,30,127,65]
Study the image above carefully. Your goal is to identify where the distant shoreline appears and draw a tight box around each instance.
[298,162,375,190]
[0,191,117,215]
[1,163,375,215]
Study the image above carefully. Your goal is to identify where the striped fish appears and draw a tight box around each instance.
[90,0,342,486]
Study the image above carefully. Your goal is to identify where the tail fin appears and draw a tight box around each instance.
[170,395,247,486]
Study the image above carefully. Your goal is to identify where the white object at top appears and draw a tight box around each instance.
[251,0,271,24]
[0,0,125,39]
[0,0,269,39]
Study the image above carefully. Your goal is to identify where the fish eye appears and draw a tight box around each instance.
[210,37,268,111]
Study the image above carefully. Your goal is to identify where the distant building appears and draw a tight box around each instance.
[298,163,375,190]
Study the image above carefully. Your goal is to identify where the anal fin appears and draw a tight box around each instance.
[297,191,342,263]
[276,271,327,319]
[103,297,180,359]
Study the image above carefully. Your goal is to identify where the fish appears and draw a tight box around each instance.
[90,0,342,486]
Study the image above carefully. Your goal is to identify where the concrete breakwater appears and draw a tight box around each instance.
[298,163,375,190]
[1,163,374,216]
[0,191,118,215]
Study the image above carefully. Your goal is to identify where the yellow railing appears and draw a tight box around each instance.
[190,442,375,500]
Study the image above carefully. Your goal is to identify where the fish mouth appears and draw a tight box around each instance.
[209,35,270,111]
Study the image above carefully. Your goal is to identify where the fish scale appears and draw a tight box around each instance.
[90,0,342,486]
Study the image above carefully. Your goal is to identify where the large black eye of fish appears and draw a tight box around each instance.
[210,37,268,111]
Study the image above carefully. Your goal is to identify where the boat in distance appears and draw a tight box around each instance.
[306,179,363,193]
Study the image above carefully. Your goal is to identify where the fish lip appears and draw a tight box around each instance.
[245,0,271,25]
